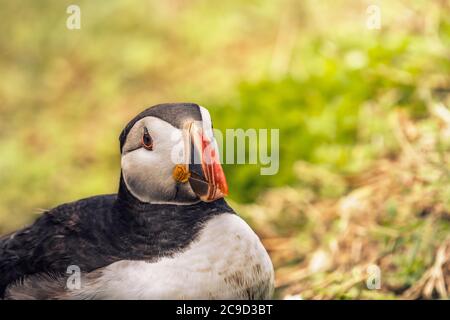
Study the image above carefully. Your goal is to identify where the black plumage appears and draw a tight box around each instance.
[0,180,234,298]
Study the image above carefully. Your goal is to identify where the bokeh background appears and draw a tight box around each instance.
[1,0,449,299]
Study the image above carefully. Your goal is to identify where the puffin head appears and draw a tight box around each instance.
[119,103,228,204]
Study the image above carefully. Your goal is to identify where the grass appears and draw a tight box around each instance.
[239,107,450,299]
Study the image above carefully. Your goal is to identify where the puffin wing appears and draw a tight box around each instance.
[0,212,65,298]
[0,194,117,299]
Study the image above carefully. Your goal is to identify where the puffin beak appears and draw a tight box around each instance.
[186,121,228,202]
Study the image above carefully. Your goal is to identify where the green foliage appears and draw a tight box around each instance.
[213,29,449,201]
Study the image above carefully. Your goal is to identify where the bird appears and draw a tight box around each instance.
[0,103,274,300]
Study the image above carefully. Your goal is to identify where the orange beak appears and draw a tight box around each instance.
[186,121,228,202]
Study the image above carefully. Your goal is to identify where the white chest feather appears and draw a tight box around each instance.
[73,214,274,300]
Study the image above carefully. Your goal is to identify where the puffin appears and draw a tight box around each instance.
[0,103,274,300]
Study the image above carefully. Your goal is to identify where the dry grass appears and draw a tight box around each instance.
[240,103,450,299]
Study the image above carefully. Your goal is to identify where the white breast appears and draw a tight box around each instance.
[74,214,274,300]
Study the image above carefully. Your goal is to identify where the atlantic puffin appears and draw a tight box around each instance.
[0,103,274,300]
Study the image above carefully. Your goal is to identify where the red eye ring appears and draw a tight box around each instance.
[142,127,153,150]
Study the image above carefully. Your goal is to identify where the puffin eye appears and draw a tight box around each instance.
[141,127,153,150]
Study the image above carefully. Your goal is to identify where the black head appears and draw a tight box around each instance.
[119,103,202,153]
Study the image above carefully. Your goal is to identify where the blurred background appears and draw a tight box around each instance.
[0,0,449,299]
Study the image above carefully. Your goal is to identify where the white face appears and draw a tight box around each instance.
[121,116,198,204]
[120,106,227,204]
